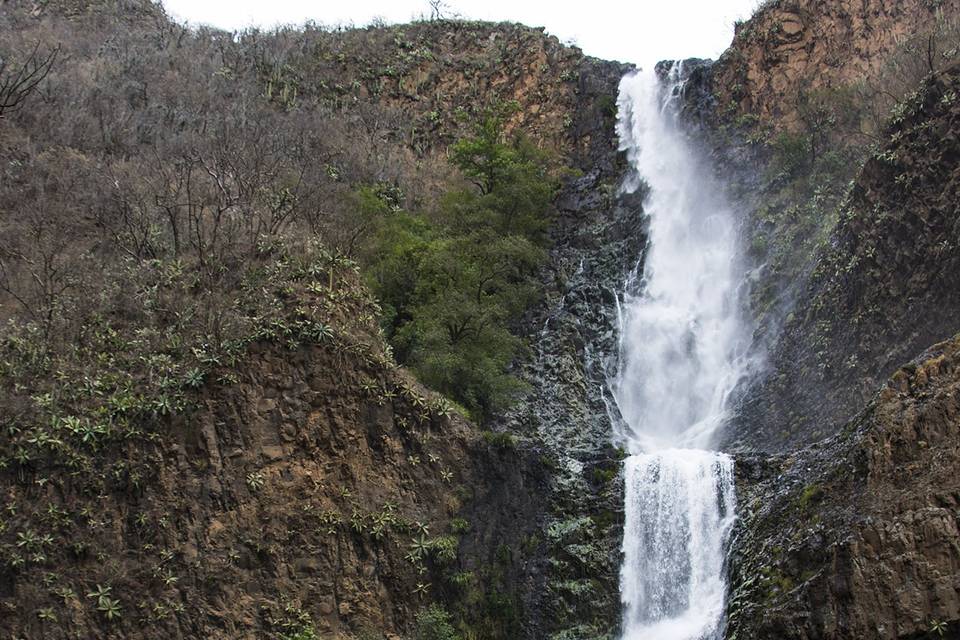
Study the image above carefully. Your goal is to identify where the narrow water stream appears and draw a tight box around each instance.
[611,64,753,640]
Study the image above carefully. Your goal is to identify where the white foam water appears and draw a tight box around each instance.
[611,64,751,640]
[620,451,736,640]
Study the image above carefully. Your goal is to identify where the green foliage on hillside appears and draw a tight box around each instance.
[0,3,571,431]
[359,106,558,422]
[414,604,461,640]
[0,239,382,485]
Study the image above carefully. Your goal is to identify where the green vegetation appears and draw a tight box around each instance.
[87,585,122,622]
[0,239,379,494]
[270,603,321,640]
[759,564,795,598]
[358,105,558,422]
[591,465,617,486]
[930,619,949,637]
[743,83,864,322]
[481,430,519,450]
[414,604,461,640]
[281,626,320,640]
[797,483,825,510]
[449,517,470,534]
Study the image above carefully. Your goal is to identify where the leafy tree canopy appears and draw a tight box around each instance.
[358,106,558,422]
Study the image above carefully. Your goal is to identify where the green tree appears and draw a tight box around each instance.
[413,604,460,640]
[357,107,558,422]
[449,103,519,195]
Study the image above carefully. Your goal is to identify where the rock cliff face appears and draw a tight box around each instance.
[731,63,960,452]
[662,0,960,452]
[2,340,478,639]
[727,333,960,640]
[0,292,561,640]
[499,172,645,639]
[282,18,625,166]
[711,0,954,131]
[0,243,544,639]
[688,1,960,638]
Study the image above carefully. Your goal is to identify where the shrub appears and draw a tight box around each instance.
[481,431,517,451]
[414,604,460,640]
[281,625,319,640]
[770,131,812,176]
[797,483,825,509]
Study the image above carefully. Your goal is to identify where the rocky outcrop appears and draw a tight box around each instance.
[728,63,960,452]
[499,175,644,639]
[655,0,960,453]
[259,17,630,168]
[684,4,960,639]
[0,326,526,639]
[676,1,960,418]
[727,333,960,639]
[691,4,960,639]
[711,0,952,131]
[493,62,643,639]
[0,304,568,639]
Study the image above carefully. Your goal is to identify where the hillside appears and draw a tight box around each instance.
[2,0,960,638]
[673,0,960,452]
[0,1,628,638]
[729,331,960,639]
[734,63,960,450]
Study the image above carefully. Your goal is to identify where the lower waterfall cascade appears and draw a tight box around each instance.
[611,65,753,640]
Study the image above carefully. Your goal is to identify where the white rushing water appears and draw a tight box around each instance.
[611,64,751,640]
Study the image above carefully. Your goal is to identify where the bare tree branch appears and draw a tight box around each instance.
[0,42,60,118]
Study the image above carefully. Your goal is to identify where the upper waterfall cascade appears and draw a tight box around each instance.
[611,65,753,640]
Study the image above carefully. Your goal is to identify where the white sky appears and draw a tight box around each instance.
[160,0,761,67]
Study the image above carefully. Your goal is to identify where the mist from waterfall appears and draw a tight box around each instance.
[611,65,752,640]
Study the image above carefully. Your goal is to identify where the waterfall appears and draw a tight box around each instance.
[620,452,736,639]
[611,65,751,640]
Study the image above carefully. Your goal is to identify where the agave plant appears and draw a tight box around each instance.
[97,596,122,621]
[246,472,266,492]
[359,378,379,396]
[350,509,367,534]
[407,534,433,560]
[37,607,57,622]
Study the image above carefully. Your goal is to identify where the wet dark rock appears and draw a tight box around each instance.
[727,334,960,640]
[492,58,645,639]
[727,66,960,453]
